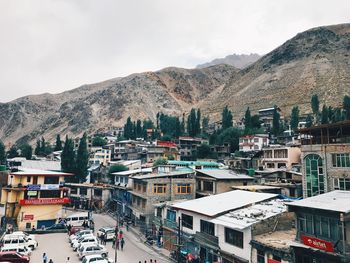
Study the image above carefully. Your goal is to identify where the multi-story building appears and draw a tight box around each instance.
[261,145,301,170]
[176,137,207,160]
[195,169,254,197]
[239,135,269,152]
[258,107,282,129]
[299,121,350,197]
[1,168,71,230]
[287,190,350,263]
[168,160,222,170]
[89,147,112,166]
[142,141,180,162]
[210,143,231,160]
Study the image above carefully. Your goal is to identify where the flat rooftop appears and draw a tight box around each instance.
[211,199,286,229]
[132,170,194,180]
[253,229,296,251]
[232,185,281,191]
[112,168,152,176]
[196,169,254,180]
[171,190,277,217]
[11,168,72,177]
[287,190,350,213]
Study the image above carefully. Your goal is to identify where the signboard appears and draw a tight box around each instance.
[27,191,37,196]
[19,197,70,206]
[301,235,334,253]
[23,214,34,220]
[268,259,281,263]
[27,184,41,191]
[27,184,59,190]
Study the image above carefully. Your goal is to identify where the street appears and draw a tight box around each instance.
[30,213,171,263]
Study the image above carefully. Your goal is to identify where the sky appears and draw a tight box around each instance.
[0,0,349,102]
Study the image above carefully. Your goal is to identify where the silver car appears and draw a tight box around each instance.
[78,244,108,259]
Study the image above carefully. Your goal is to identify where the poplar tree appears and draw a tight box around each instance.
[61,135,76,176]
[272,106,281,136]
[75,133,89,183]
[222,106,233,130]
[0,140,6,165]
[343,95,350,120]
[290,106,300,131]
[54,134,63,151]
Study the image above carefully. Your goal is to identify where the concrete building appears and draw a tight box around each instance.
[168,160,222,170]
[142,141,180,162]
[261,146,301,170]
[288,191,350,263]
[1,168,71,230]
[89,147,112,166]
[239,135,269,152]
[195,169,255,197]
[258,107,282,129]
[176,137,207,160]
[299,121,350,197]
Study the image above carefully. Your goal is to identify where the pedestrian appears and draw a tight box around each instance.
[66,257,70,263]
[120,237,125,251]
[116,238,120,250]
[154,260,157,263]
[119,230,123,240]
[43,253,48,263]
[150,260,153,263]
[48,259,53,263]
[112,235,116,248]
[101,233,106,245]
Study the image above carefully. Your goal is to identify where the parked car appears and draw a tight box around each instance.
[71,234,95,248]
[0,252,30,262]
[69,226,85,235]
[73,236,98,251]
[46,223,67,231]
[97,227,115,241]
[1,246,32,256]
[69,230,93,243]
[78,244,108,259]
[82,254,114,263]
[2,236,37,251]
[3,233,37,250]
[66,212,90,226]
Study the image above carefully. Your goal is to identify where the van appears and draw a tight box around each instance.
[65,212,90,226]
[3,234,38,250]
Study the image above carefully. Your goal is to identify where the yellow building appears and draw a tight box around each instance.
[1,168,72,230]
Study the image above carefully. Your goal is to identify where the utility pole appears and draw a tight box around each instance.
[177,216,182,263]
[114,214,119,263]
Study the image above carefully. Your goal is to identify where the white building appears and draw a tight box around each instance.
[239,135,269,152]
[89,148,111,166]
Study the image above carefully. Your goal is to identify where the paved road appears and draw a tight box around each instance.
[30,212,171,263]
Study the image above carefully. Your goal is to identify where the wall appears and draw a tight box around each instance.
[252,212,294,236]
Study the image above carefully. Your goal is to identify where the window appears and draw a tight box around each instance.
[225,227,243,248]
[153,183,166,194]
[177,183,192,194]
[257,249,265,263]
[200,220,215,236]
[142,183,147,193]
[80,187,87,195]
[94,189,102,196]
[166,209,176,222]
[203,181,213,192]
[40,190,61,198]
[26,176,31,183]
[182,214,193,229]
[44,176,59,184]
[332,153,350,167]
[304,154,324,197]
[334,178,350,190]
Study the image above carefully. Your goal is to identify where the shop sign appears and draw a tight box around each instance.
[27,184,41,191]
[27,184,59,190]
[268,259,281,263]
[19,197,70,206]
[301,235,334,252]
[24,214,34,220]
[27,191,37,196]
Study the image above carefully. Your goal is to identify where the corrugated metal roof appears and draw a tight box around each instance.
[196,169,254,180]
[171,190,277,217]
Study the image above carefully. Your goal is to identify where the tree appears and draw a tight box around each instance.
[40,137,46,155]
[290,106,300,131]
[197,143,211,159]
[135,120,143,138]
[250,115,261,129]
[187,109,197,137]
[311,94,320,123]
[160,135,172,141]
[54,134,63,151]
[244,107,252,130]
[75,133,89,183]
[0,140,6,165]
[34,140,41,156]
[202,117,209,135]
[109,164,128,183]
[272,107,281,136]
[92,136,107,147]
[123,117,135,139]
[195,109,201,136]
[222,106,233,130]
[333,108,343,123]
[216,127,241,153]
[61,135,76,176]
[7,145,19,158]
[153,158,168,166]
[20,144,32,160]
[321,105,329,124]
[305,114,313,128]
[343,95,350,120]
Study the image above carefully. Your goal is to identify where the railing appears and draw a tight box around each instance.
[301,136,350,145]
[194,231,219,248]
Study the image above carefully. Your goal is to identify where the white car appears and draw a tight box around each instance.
[1,245,32,256]
[97,227,115,241]
[73,236,98,251]
[3,234,38,250]
[82,254,114,263]
[71,233,94,247]
[78,244,108,259]
[69,230,93,243]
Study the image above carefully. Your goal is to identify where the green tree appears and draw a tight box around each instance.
[244,107,252,130]
[20,144,32,160]
[272,106,281,136]
[123,117,135,139]
[160,135,172,141]
[217,127,241,153]
[135,120,143,138]
[40,137,46,155]
[0,140,6,164]
[34,140,41,156]
[8,145,19,158]
[92,136,107,147]
[54,134,63,151]
[290,106,300,131]
[333,108,343,123]
[197,143,211,159]
[75,133,89,183]
[343,95,350,120]
[187,108,197,137]
[305,114,313,128]
[321,105,329,124]
[153,158,168,166]
[61,136,76,176]
[222,106,233,130]
[181,114,186,135]
[202,117,209,135]
[311,94,320,123]
[195,109,201,136]
[251,115,261,129]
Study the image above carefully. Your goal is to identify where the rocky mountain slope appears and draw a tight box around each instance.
[201,23,350,120]
[0,64,237,145]
[196,53,261,69]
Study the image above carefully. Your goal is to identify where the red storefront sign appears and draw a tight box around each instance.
[19,197,70,206]
[268,259,280,263]
[23,214,34,220]
[301,235,334,252]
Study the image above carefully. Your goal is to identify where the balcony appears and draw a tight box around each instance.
[194,231,219,249]
[164,219,177,230]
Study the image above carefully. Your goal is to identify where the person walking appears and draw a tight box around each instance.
[120,237,125,251]
[119,229,123,240]
[48,259,53,263]
[116,237,120,250]
[43,253,48,263]
[112,235,116,248]
[66,257,70,263]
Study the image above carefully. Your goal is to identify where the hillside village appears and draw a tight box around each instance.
[0,91,350,263]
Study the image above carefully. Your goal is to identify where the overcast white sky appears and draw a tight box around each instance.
[0,0,349,102]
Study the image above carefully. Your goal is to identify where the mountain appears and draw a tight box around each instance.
[196,53,261,69]
[0,64,237,145]
[201,23,350,120]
